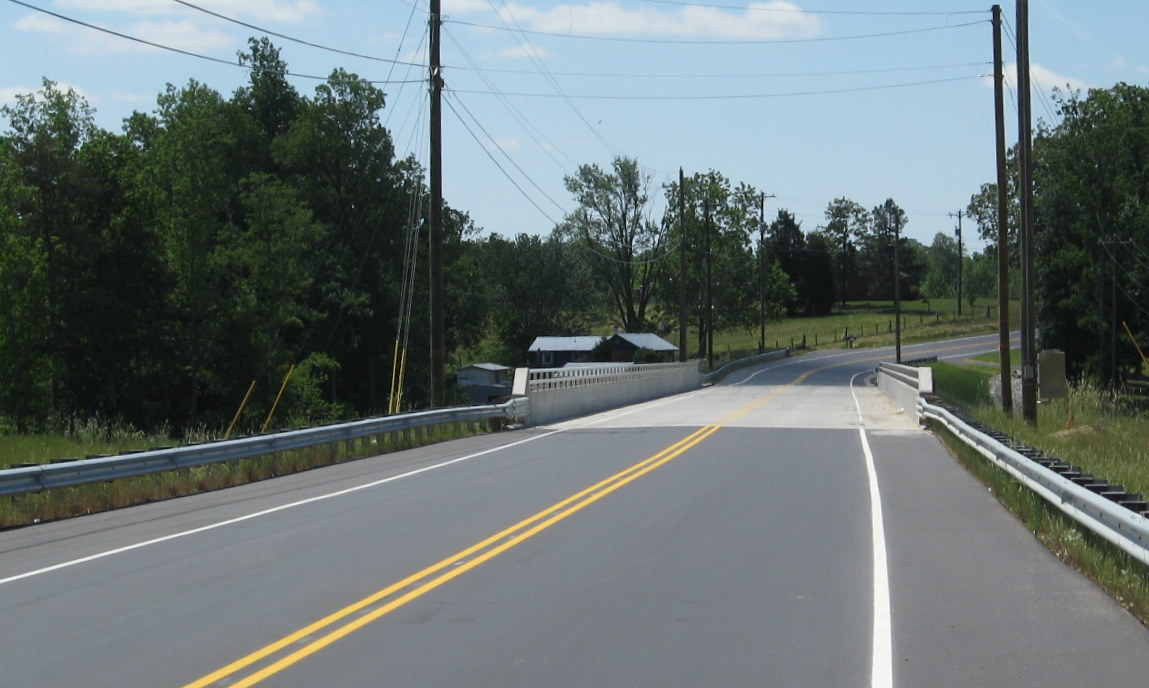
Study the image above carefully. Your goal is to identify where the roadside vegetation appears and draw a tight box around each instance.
[0,419,492,529]
[929,361,1149,626]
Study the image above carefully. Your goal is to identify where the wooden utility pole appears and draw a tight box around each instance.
[1016,0,1037,423]
[429,0,445,407]
[950,210,963,316]
[993,4,1013,414]
[758,193,774,354]
[894,211,902,364]
[678,168,688,362]
[704,199,714,372]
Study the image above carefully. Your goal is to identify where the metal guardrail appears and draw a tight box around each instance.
[701,349,790,385]
[918,397,1149,565]
[0,398,528,498]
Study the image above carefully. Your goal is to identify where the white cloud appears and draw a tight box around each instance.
[16,13,232,55]
[495,137,521,151]
[986,63,1089,95]
[462,1,820,40]
[0,86,35,108]
[54,0,320,23]
[1016,63,1089,92]
[443,0,493,14]
[498,43,551,60]
[0,81,92,108]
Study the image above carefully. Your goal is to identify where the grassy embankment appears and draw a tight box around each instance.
[928,360,1149,626]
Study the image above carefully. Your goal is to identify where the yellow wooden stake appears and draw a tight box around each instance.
[1123,321,1148,367]
[388,339,402,414]
[224,379,257,439]
[261,364,296,434]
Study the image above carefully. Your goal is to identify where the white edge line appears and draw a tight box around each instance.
[850,371,894,688]
[0,429,564,586]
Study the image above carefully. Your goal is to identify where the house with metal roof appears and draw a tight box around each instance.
[527,336,603,367]
[609,332,678,362]
[528,333,678,366]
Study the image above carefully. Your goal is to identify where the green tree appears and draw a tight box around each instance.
[1033,83,1149,384]
[140,79,253,426]
[861,199,908,300]
[819,197,870,305]
[560,157,669,332]
[479,232,599,364]
[0,79,96,427]
[921,232,960,300]
[659,171,768,356]
[964,251,997,308]
[800,232,836,315]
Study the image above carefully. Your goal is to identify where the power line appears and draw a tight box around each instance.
[444,25,579,172]
[168,0,426,67]
[451,61,993,81]
[6,0,421,85]
[480,0,620,157]
[452,75,983,101]
[445,18,987,45]
[442,92,561,227]
[633,0,988,17]
[446,89,567,215]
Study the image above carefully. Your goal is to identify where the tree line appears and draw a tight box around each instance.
[2,39,1139,435]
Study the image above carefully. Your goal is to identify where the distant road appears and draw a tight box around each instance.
[3,333,1147,687]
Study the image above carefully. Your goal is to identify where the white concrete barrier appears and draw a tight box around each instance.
[518,361,701,426]
[876,361,933,420]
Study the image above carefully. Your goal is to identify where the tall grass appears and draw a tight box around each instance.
[930,362,1149,624]
[932,367,1149,499]
[0,417,194,469]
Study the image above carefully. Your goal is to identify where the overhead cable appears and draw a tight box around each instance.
[6,0,421,84]
[634,0,988,17]
[447,89,567,215]
[168,0,426,67]
[454,61,993,80]
[480,0,620,157]
[443,93,561,226]
[452,75,984,100]
[444,25,578,171]
[445,18,987,45]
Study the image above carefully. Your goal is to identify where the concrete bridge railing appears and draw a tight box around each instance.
[513,361,701,426]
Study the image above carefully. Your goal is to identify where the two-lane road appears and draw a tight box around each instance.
[3,334,1147,686]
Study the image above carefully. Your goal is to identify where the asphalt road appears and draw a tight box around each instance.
[3,334,1148,687]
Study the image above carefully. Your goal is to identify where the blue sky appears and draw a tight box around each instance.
[3,1,1146,252]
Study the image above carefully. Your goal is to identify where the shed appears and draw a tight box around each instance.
[457,362,511,387]
[456,362,512,404]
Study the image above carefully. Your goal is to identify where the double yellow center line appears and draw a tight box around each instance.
[186,357,870,687]
[183,424,722,688]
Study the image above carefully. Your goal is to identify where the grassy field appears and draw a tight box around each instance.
[929,361,1149,624]
[706,297,1019,369]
